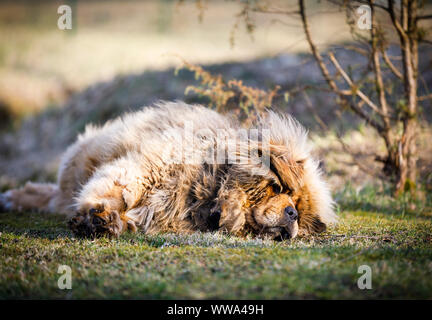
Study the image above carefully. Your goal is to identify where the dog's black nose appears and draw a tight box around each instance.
[284,206,298,221]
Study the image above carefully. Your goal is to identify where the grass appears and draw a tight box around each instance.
[1,188,431,299]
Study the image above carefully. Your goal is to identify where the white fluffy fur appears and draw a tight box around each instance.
[1,101,336,238]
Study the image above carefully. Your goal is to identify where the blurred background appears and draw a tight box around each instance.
[0,0,431,210]
[0,0,357,116]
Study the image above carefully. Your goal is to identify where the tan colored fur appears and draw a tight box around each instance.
[0,102,337,240]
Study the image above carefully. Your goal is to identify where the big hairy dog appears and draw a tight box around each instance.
[0,102,336,240]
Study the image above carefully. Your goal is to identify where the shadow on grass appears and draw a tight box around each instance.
[0,211,74,240]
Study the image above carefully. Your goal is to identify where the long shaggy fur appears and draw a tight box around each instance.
[0,101,336,240]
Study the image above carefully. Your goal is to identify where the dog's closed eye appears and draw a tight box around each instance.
[271,183,282,194]
[89,208,103,215]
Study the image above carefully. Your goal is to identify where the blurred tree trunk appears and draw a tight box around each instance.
[299,0,424,196]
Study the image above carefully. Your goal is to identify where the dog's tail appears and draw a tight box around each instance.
[0,182,60,213]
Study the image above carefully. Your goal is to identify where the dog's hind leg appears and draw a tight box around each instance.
[0,182,61,213]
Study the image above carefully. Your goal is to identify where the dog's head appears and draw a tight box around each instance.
[216,113,336,240]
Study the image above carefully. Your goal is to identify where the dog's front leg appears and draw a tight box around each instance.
[69,160,148,238]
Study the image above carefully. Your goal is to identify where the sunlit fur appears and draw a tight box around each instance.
[0,102,337,239]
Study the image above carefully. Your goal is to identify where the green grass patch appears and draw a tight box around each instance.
[1,203,431,299]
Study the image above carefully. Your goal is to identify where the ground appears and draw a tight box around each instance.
[1,189,431,299]
[1,0,432,300]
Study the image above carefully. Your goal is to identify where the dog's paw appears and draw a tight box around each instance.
[68,210,131,238]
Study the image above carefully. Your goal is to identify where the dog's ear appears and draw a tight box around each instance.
[294,184,328,235]
[268,146,305,193]
[310,216,327,233]
[297,215,327,235]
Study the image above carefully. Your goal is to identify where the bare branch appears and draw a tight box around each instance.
[342,45,369,57]
[369,0,392,131]
[252,7,299,16]
[352,0,390,12]
[302,91,329,132]
[388,0,407,39]
[419,39,432,45]
[416,14,432,21]
[298,1,339,94]
[418,93,432,102]
[330,108,389,180]
[336,131,388,180]
[381,48,403,79]
[328,52,387,118]
[298,0,384,132]
[418,73,432,102]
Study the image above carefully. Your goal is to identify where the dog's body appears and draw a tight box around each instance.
[1,102,336,239]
